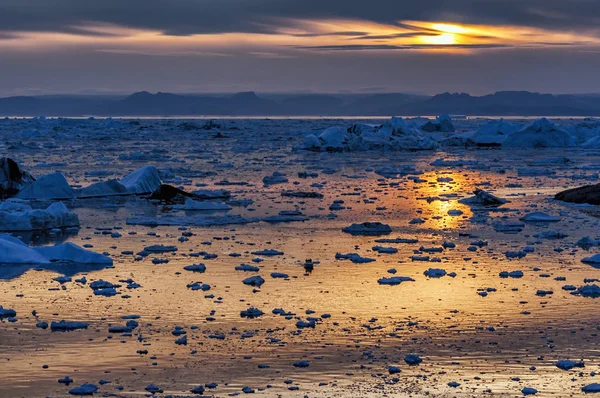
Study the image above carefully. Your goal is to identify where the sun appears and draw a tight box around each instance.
[422,32,457,45]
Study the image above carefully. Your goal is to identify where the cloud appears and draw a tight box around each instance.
[0,0,599,37]
[293,43,513,51]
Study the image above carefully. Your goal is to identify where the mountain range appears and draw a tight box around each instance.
[1,90,600,117]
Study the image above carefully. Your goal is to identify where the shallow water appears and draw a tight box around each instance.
[0,118,599,397]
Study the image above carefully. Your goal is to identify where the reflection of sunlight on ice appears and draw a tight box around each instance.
[418,171,471,230]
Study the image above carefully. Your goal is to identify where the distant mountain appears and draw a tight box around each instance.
[0,90,599,117]
[387,91,600,116]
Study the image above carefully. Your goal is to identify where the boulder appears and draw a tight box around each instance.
[0,158,35,199]
[555,183,600,205]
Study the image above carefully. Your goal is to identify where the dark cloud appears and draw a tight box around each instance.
[293,43,512,51]
[0,0,599,36]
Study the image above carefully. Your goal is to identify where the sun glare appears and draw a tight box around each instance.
[422,32,457,45]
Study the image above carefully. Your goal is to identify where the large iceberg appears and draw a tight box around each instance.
[503,118,576,148]
[468,119,520,147]
[302,117,435,152]
[0,200,79,231]
[420,114,455,133]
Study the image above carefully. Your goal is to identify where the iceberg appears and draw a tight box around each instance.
[0,200,79,231]
[503,118,576,148]
[16,172,75,200]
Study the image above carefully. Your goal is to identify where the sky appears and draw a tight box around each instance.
[1,0,600,96]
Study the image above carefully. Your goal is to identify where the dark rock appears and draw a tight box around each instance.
[0,158,35,199]
[555,183,600,205]
[147,184,194,203]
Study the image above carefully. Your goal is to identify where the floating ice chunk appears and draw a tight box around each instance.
[519,212,560,222]
[183,264,206,272]
[16,172,75,200]
[119,165,162,194]
[424,268,447,278]
[582,383,600,393]
[174,198,231,211]
[582,254,600,265]
[378,276,415,285]
[243,275,265,287]
[240,307,264,318]
[555,359,584,370]
[51,320,88,331]
[236,264,260,272]
[372,246,398,254]
[36,243,113,265]
[126,214,257,227]
[499,270,524,278]
[534,231,568,239]
[459,189,507,206]
[68,383,98,396]
[342,222,392,236]
[335,253,375,264]
[521,387,538,395]
[78,179,129,198]
[263,172,288,185]
[0,235,51,264]
[251,249,284,256]
[570,284,600,298]
[145,384,163,393]
[404,354,422,366]
[0,200,79,231]
[0,306,16,317]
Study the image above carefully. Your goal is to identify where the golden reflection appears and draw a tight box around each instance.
[417,172,471,230]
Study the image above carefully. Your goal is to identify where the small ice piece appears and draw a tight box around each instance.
[522,387,538,396]
[372,246,398,254]
[243,276,265,287]
[145,384,163,393]
[335,253,375,264]
[263,172,288,185]
[519,212,560,222]
[68,383,98,396]
[235,264,260,272]
[183,264,206,272]
[240,307,264,318]
[51,320,88,331]
[378,276,415,285]
[251,249,284,256]
[424,268,447,278]
[342,222,392,236]
[404,354,422,366]
[499,270,524,278]
[555,359,584,370]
